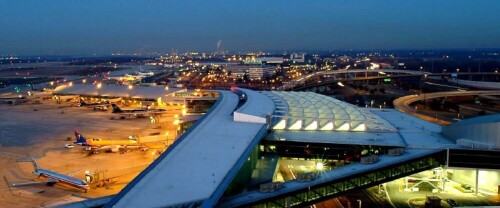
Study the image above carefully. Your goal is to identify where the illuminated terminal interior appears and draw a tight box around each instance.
[264,91,396,132]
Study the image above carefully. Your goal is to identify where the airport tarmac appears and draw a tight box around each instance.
[0,93,167,207]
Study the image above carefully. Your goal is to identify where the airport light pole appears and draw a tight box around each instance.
[441,69,447,82]
[419,66,423,96]
[357,199,362,208]
[423,74,427,109]
[96,83,102,96]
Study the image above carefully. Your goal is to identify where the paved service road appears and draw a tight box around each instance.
[393,90,500,125]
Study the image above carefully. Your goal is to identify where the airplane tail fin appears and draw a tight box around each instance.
[79,98,86,106]
[111,104,123,113]
[74,130,88,145]
[32,158,40,171]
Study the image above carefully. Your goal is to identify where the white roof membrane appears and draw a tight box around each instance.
[112,91,267,207]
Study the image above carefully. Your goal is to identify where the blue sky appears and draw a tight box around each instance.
[1,0,500,55]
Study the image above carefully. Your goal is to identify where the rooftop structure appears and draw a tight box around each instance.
[107,89,275,207]
[53,84,186,100]
[52,84,218,104]
[442,114,500,150]
[55,87,499,208]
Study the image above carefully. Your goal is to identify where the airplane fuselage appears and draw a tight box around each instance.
[35,169,90,191]
[86,138,139,147]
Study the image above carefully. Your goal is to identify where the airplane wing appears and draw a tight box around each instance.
[65,170,82,177]
[120,112,145,115]
[12,179,58,187]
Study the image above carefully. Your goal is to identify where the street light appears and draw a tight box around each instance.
[419,67,424,96]
[423,74,428,109]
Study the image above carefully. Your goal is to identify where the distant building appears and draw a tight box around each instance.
[290,53,305,63]
[338,55,351,62]
[248,66,275,80]
[258,57,284,64]
[243,57,284,65]
[224,65,252,78]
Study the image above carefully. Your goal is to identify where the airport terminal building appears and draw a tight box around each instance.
[56,85,500,208]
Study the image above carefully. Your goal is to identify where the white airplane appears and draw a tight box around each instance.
[12,159,90,192]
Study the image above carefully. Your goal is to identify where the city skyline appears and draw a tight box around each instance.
[1,0,500,55]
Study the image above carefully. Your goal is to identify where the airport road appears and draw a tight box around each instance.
[385,178,499,208]
[393,90,500,125]
[0,94,169,207]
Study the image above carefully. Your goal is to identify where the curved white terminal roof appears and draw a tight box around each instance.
[233,88,275,124]
[109,90,269,207]
[265,91,396,132]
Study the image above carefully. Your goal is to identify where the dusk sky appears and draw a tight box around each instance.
[1,0,500,55]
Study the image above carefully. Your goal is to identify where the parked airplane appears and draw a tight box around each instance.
[93,105,108,111]
[78,98,104,107]
[78,97,121,107]
[74,130,139,147]
[111,104,174,118]
[73,130,143,153]
[0,95,27,105]
[12,159,90,192]
[74,130,167,154]
[111,104,147,114]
